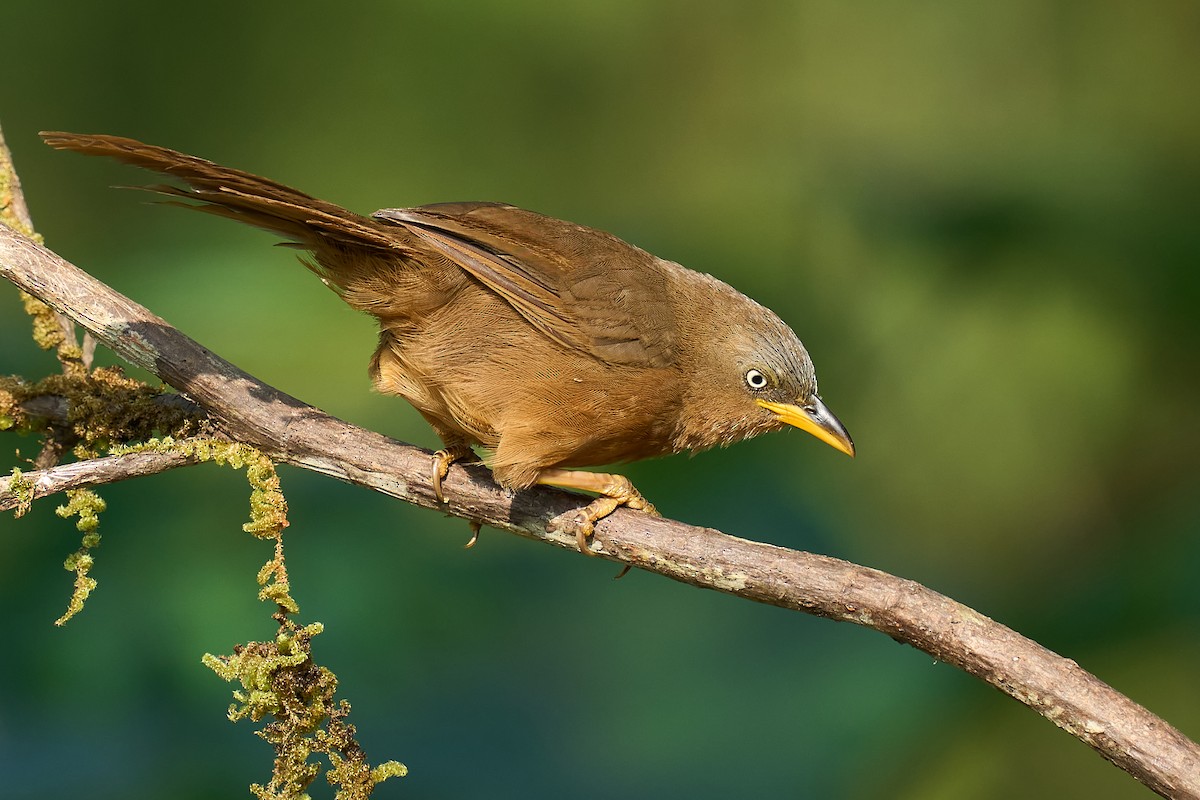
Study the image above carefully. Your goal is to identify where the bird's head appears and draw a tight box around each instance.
[674,279,854,458]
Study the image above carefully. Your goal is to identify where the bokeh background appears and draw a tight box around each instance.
[3,2,1198,797]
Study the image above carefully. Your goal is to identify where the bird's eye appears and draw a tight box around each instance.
[744,368,769,390]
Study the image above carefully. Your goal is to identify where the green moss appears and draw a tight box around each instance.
[0,160,38,241]
[5,467,35,518]
[0,377,29,432]
[204,619,406,800]
[18,291,82,371]
[52,488,107,625]
[0,369,204,449]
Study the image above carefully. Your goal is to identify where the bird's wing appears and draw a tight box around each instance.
[373,203,677,367]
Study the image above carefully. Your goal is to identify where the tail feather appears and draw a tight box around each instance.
[40,132,407,257]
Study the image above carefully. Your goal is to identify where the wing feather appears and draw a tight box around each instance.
[374,205,676,367]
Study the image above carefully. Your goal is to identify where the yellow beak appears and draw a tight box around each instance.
[757,396,855,457]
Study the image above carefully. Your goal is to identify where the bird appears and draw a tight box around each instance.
[41,131,854,554]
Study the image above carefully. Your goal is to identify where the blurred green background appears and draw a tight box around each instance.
[3,2,1198,797]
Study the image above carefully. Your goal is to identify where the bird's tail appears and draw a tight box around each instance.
[40,132,410,293]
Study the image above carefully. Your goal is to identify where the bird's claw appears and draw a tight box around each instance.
[464,520,481,549]
[431,443,473,503]
[432,446,484,549]
[559,487,657,557]
[569,508,604,556]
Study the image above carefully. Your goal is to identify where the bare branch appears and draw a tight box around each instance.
[2,223,1198,797]
[2,449,202,512]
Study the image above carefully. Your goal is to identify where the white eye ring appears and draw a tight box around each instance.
[745,368,768,390]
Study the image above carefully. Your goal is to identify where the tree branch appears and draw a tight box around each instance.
[2,221,1198,797]
[1,448,202,512]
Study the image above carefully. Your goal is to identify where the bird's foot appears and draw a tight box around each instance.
[537,469,658,556]
[431,444,486,547]
[431,442,476,503]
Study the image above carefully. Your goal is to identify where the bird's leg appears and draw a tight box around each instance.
[535,469,658,555]
[431,439,475,503]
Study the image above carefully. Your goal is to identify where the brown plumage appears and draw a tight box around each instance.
[42,131,854,552]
